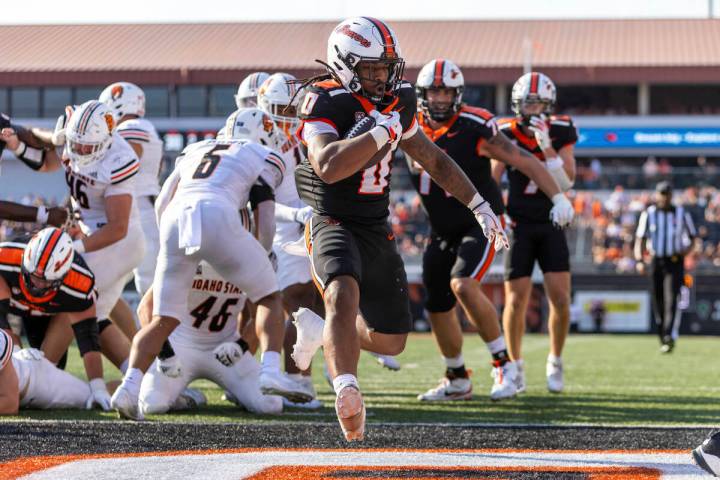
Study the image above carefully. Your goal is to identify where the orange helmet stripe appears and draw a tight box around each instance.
[363,17,396,57]
[35,229,62,276]
[529,72,539,94]
[433,59,445,87]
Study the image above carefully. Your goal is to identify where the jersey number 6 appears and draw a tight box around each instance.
[192,144,231,179]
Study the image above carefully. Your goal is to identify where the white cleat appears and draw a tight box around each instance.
[110,385,144,421]
[230,352,283,414]
[282,374,323,409]
[260,369,315,404]
[547,358,564,393]
[368,352,401,371]
[515,361,527,393]
[490,361,518,401]
[418,375,472,402]
[170,388,207,411]
[291,307,325,371]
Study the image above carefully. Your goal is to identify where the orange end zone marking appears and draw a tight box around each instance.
[247,466,662,480]
[0,447,685,480]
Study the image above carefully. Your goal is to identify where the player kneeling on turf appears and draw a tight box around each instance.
[136,261,282,416]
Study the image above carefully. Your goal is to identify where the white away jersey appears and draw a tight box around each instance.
[116,118,163,197]
[172,139,284,210]
[275,134,304,207]
[170,261,247,349]
[64,133,141,235]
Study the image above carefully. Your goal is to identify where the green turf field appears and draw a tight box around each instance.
[4,333,720,425]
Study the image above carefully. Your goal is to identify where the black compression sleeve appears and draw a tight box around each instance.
[71,317,101,356]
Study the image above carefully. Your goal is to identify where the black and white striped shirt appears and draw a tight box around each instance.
[635,205,697,258]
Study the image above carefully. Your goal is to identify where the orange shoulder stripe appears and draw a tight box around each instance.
[63,269,93,293]
[461,105,494,120]
[313,79,342,90]
[0,247,23,266]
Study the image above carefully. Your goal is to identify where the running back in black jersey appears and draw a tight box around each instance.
[296,79,419,225]
[498,115,577,224]
[0,238,96,318]
[406,105,505,238]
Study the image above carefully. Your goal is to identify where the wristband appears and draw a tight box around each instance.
[368,126,390,150]
[73,239,86,254]
[13,140,45,170]
[13,141,26,156]
[35,206,49,224]
[467,192,486,212]
[545,156,564,171]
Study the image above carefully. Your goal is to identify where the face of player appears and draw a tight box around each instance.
[356,61,390,99]
[656,191,672,208]
[425,88,456,118]
[520,100,546,117]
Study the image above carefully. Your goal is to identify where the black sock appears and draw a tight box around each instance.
[492,349,509,365]
[446,365,468,379]
[158,340,176,360]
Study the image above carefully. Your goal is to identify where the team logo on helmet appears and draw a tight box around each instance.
[104,113,115,132]
[450,69,460,80]
[336,24,371,48]
[111,84,124,100]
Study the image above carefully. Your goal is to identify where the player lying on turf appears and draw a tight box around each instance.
[0,229,114,411]
[136,260,282,416]
[0,329,120,414]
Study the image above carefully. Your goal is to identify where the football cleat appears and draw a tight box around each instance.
[110,385,144,421]
[335,385,366,442]
[260,369,314,404]
[282,374,323,410]
[546,358,564,393]
[693,431,720,477]
[515,361,527,393]
[291,307,325,371]
[490,361,518,401]
[418,375,472,402]
[368,352,401,371]
[170,388,207,411]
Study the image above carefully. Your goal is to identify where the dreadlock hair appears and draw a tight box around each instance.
[284,59,339,114]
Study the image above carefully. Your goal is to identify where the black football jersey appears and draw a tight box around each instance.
[406,106,505,238]
[498,115,578,224]
[295,79,418,225]
[0,238,96,318]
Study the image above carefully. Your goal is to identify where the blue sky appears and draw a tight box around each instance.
[2,0,718,24]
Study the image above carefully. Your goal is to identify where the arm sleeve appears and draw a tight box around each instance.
[635,211,648,239]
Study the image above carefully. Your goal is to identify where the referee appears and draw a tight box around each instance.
[634,181,697,353]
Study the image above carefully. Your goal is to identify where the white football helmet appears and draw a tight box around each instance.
[511,72,557,122]
[326,17,404,103]
[98,82,146,123]
[235,72,270,109]
[257,73,300,137]
[22,227,74,297]
[64,100,115,168]
[223,108,281,149]
[416,59,465,122]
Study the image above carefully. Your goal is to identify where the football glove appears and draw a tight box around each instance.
[470,196,508,251]
[370,110,403,149]
[86,378,112,411]
[550,193,575,228]
[213,342,244,367]
[294,205,313,226]
[528,115,552,151]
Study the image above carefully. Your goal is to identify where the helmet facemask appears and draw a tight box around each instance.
[21,266,64,298]
[418,86,464,123]
[65,133,111,168]
[512,96,554,127]
[339,52,404,105]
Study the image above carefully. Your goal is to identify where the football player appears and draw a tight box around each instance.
[111,109,309,420]
[99,82,163,296]
[492,72,577,394]
[0,330,119,414]
[0,101,146,342]
[256,73,322,408]
[137,260,282,416]
[291,17,558,441]
[0,228,112,410]
[411,60,573,402]
[235,72,271,108]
